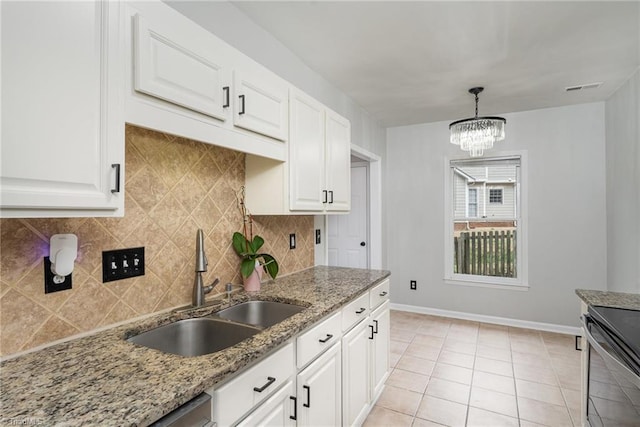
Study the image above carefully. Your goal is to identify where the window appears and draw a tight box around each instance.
[445,154,527,288]
[489,188,503,204]
[468,188,478,217]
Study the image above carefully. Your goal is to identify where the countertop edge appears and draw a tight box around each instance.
[575,288,640,311]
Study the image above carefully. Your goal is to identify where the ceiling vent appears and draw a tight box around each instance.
[565,82,603,92]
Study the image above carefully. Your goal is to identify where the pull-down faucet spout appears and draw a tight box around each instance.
[193,229,219,307]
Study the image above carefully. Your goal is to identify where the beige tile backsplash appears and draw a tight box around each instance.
[0,125,314,356]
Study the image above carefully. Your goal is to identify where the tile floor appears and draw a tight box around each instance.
[363,310,582,427]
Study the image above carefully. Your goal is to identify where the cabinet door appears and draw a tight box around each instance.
[1,1,124,216]
[237,380,296,427]
[233,71,288,141]
[325,110,351,212]
[342,320,371,426]
[289,90,325,211]
[297,342,342,427]
[133,12,230,121]
[371,301,390,401]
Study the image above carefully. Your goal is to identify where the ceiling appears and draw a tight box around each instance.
[229,1,639,127]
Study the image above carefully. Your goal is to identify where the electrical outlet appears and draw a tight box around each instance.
[410,280,417,290]
[102,247,145,283]
[315,229,321,244]
[44,256,73,294]
[289,233,296,249]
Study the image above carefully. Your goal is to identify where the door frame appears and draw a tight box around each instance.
[317,144,382,269]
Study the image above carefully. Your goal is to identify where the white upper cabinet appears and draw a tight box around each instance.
[288,89,350,213]
[325,110,351,212]
[133,13,230,122]
[245,89,351,215]
[125,1,288,161]
[0,1,124,218]
[289,91,326,211]
[233,71,289,141]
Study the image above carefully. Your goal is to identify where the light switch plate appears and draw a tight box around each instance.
[102,247,145,283]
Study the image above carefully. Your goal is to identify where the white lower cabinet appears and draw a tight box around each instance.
[370,301,390,402]
[237,380,296,427]
[342,282,391,426]
[342,319,371,426]
[210,279,390,427]
[211,343,294,426]
[296,342,342,426]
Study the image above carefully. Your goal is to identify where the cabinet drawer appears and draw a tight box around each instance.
[297,312,341,369]
[212,343,294,426]
[342,293,370,332]
[369,279,390,310]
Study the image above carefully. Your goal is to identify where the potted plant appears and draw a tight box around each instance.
[232,187,279,291]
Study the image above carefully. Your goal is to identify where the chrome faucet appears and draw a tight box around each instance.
[193,229,219,307]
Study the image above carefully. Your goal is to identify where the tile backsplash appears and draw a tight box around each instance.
[0,125,314,356]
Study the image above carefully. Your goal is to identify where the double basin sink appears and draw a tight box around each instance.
[128,301,305,357]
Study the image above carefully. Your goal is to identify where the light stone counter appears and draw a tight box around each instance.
[0,266,390,427]
[575,288,640,310]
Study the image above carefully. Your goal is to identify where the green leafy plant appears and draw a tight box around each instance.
[232,232,279,279]
[232,186,279,280]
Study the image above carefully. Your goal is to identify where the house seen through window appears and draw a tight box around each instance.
[448,155,523,285]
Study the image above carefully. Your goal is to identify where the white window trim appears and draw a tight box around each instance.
[443,151,529,289]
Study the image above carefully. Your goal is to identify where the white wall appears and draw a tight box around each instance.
[605,70,640,293]
[386,103,607,327]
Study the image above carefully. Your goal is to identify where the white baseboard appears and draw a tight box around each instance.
[389,303,582,336]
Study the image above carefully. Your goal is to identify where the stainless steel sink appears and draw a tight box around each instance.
[128,318,260,357]
[214,301,305,329]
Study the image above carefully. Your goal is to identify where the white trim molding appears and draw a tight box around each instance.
[390,303,581,336]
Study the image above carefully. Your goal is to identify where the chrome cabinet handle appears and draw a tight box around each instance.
[319,334,333,343]
[111,163,121,194]
[253,376,275,393]
[223,86,230,108]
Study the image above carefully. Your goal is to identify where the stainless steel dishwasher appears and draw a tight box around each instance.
[150,392,213,427]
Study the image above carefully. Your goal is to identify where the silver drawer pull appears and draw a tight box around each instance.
[253,376,276,393]
[319,334,333,343]
[379,291,388,297]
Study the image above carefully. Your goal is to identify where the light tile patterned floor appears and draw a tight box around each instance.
[363,310,582,427]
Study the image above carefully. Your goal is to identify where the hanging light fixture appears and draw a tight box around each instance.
[449,87,506,157]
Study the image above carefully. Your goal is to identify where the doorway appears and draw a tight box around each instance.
[323,145,382,269]
[328,162,369,268]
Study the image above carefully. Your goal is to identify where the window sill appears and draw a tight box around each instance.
[444,278,529,291]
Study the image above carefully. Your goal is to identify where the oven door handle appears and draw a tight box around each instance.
[582,314,640,386]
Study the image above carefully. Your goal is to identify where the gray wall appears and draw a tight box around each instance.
[386,103,607,327]
[605,70,640,293]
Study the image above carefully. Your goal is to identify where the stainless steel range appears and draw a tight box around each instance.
[583,305,640,426]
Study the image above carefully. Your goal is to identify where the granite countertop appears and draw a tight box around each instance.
[0,266,390,427]
[575,289,640,310]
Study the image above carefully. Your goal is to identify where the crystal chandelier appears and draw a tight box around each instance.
[449,87,506,157]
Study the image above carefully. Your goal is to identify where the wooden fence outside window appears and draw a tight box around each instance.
[453,230,517,277]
